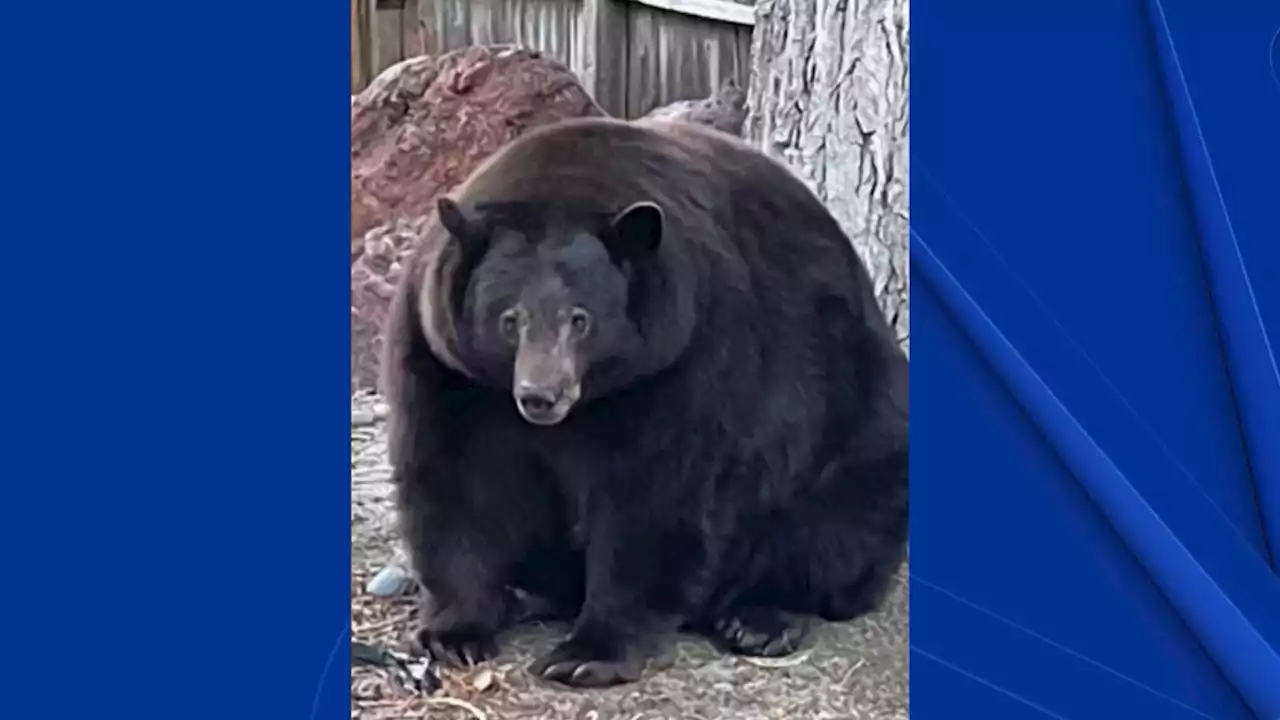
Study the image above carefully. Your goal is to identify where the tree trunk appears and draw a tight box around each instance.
[745,0,909,353]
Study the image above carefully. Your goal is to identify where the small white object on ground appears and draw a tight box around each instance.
[366,564,414,597]
[472,668,496,692]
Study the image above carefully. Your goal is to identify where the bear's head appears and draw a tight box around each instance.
[436,195,665,426]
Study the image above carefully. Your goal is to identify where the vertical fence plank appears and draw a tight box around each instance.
[351,0,753,114]
[402,0,423,57]
[354,0,375,92]
[581,0,630,116]
[372,1,405,73]
[352,0,362,92]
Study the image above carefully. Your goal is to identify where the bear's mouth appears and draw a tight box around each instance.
[516,399,572,425]
[513,384,580,426]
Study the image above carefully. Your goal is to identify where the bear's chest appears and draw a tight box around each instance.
[515,412,640,543]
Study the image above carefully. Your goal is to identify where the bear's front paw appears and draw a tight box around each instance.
[711,605,809,658]
[414,587,514,666]
[415,625,499,667]
[529,632,644,688]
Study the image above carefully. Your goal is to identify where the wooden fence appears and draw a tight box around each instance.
[351,0,756,118]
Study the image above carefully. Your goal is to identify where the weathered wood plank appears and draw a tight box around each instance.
[626,2,750,117]
[415,0,585,73]
[352,0,756,119]
[353,0,363,92]
[401,0,431,57]
[581,0,629,116]
[627,0,753,26]
[372,2,405,73]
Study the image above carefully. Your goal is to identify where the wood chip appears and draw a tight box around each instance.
[471,668,496,692]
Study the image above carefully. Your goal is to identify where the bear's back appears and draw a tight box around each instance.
[452,117,869,296]
[415,117,900,448]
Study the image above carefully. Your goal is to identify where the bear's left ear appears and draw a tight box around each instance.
[608,201,664,259]
[437,197,481,244]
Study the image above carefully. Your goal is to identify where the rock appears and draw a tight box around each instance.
[642,78,749,137]
[350,45,607,392]
[365,564,414,597]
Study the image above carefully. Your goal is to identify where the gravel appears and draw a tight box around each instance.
[350,392,909,720]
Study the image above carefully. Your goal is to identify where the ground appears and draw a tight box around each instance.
[351,392,909,720]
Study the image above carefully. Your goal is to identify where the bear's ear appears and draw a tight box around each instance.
[436,197,480,243]
[607,201,664,259]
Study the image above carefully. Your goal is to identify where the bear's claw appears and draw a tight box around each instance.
[530,636,644,687]
[415,626,499,667]
[711,606,808,658]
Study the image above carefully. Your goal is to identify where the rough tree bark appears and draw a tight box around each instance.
[745,0,909,353]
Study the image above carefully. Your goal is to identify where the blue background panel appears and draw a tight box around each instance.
[912,0,1280,718]
[911,279,1252,720]
[912,582,1230,720]
[0,1,352,719]
[911,649,1072,720]
[1157,2,1280,350]
[1148,0,1280,578]
[913,0,1265,559]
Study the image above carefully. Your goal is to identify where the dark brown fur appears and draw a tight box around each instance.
[382,117,908,687]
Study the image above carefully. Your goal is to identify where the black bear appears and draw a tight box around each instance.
[381,116,908,688]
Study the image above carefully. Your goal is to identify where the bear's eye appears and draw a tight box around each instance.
[569,308,592,337]
[498,310,520,342]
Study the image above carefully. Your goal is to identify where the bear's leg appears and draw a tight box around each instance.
[704,451,907,654]
[403,510,512,668]
[508,541,585,623]
[689,514,813,658]
[396,406,559,667]
[802,450,908,623]
[529,501,714,688]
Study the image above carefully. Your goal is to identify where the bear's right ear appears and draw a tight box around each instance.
[607,201,664,260]
[436,197,479,243]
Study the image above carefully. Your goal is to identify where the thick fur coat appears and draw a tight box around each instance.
[381,117,908,687]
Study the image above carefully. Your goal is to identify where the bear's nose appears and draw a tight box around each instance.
[516,387,559,416]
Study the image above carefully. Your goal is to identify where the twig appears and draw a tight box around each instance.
[839,657,868,686]
[354,610,414,635]
[424,696,489,720]
[740,650,813,668]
